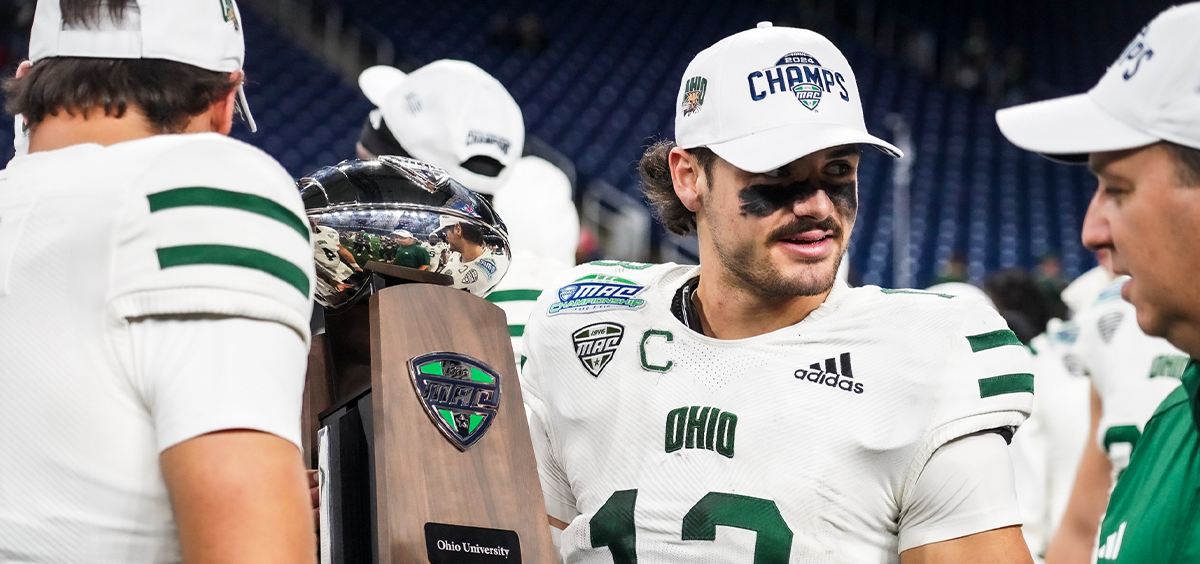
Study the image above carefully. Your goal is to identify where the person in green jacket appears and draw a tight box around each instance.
[390,230,431,270]
[995,4,1200,562]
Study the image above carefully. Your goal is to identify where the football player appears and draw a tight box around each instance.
[522,23,1034,563]
[435,216,510,296]
[0,1,316,562]
[997,4,1200,562]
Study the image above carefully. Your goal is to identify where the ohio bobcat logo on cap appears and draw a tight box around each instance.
[682,76,708,116]
[220,0,240,30]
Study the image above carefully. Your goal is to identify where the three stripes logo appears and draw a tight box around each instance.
[572,322,625,377]
[794,352,864,394]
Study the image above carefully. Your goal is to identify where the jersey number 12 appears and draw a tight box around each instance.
[590,489,794,563]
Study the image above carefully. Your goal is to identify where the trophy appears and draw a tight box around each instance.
[299,156,555,564]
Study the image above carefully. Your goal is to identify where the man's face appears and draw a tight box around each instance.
[695,144,860,298]
[1081,144,1200,346]
[443,225,464,253]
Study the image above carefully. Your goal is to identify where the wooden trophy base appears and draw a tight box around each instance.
[311,282,554,564]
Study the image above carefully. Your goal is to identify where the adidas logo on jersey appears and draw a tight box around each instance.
[573,322,625,377]
[794,352,864,394]
[1097,522,1126,561]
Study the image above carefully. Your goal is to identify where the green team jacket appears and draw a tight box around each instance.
[1097,360,1200,562]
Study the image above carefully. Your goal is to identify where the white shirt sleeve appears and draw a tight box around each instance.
[526,403,579,524]
[129,316,307,453]
[898,431,1024,552]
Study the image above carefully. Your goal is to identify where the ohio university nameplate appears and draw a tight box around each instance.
[425,522,522,563]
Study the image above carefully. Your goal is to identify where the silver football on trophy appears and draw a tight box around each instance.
[298,156,510,309]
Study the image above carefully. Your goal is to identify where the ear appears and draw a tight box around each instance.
[15,60,31,79]
[213,70,243,135]
[186,71,242,135]
[669,147,705,213]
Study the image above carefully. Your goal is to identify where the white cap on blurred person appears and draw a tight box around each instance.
[996,3,1200,161]
[359,61,525,195]
[493,156,579,266]
[394,229,414,239]
[674,21,901,173]
[29,0,257,132]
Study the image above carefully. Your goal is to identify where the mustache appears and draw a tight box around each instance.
[769,217,843,242]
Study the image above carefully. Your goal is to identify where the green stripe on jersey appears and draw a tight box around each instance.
[148,187,309,239]
[1103,424,1141,453]
[157,244,309,295]
[978,373,1035,398]
[487,289,542,303]
[509,324,525,337]
[966,329,1022,352]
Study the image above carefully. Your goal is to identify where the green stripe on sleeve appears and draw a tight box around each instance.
[487,289,542,303]
[148,187,309,239]
[157,244,309,295]
[966,329,1023,352]
[1102,425,1141,453]
[978,373,1035,398]
[509,324,525,337]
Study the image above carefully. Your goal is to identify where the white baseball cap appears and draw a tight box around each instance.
[28,0,256,132]
[675,22,901,173]
[358,60,525,195]
[995,3,1200,161]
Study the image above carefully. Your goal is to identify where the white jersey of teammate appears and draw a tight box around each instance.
[487,251,574,368]
[313,225,355,298]
[0,134,314,561]
[425,241,456,272]
[523,262,1033,563]
[441,248,510,296]
[1010,319,1090,560]
[1071,279,1185,478]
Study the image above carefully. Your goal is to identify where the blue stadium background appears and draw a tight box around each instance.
[0,0,1176,288]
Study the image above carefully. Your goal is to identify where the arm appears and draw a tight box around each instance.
[902,526,1033,564]
[898,432,1034,564]
[338,245,362,271]
[130,315,316,564]
[1044,385,1110,564]
[161,430,316,564]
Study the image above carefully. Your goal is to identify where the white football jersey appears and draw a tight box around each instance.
[1071,279,1184,478]
[1011,319,1090,559]
[313,225,355,283]
[0,134,314,562]
[523,262,1033,563]
[487,251,575,368]
[442,248,510,296]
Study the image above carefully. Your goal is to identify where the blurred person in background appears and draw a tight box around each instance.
[487,155,579,369]
[355,59,524,199]
[356,58,579,363]
[1035,254,1069,320]
[933,251,969,285]
[997,4,1200,560]
[390,229,431,270]
[1043,274,1184,564]
[0,0,316,561]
